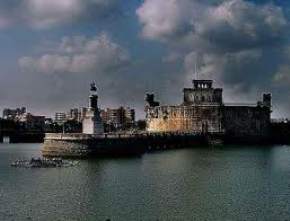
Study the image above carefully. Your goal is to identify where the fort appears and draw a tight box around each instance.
[41,78,278,158]
[145,79,271,142]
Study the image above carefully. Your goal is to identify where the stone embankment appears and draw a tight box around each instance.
[42,132,213,158]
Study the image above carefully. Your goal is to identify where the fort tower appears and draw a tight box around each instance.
[183,79,223,105]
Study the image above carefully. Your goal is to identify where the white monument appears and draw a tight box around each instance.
[82,82,104,135]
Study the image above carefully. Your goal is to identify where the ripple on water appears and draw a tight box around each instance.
[1,144,290,220]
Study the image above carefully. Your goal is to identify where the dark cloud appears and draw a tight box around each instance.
[137,0,288,50]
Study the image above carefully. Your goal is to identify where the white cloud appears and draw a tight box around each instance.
[0,0,118,29]
[19,33,130,74]
[23,0,84,28]
[136,0,198,41]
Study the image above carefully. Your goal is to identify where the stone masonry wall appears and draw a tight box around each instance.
[146,105,271,137]
[146,105,223,133]
[223,106,271,137]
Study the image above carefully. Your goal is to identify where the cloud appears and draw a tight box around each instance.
[0,0,119,29]
[0,16,13,28]
[273,65,290,85]
[137,0,290,117]
[137,0,287,50]
[23,0,84,28]
[199,0,287,52]
[273,47,290,87]
[136,0,199,41]
[19,33,130,74]
[162,52,183,63]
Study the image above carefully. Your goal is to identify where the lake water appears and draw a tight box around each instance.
[1,144,290,221]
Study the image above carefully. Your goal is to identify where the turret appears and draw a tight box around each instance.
[263,93,272,110]
[145,93,160,107]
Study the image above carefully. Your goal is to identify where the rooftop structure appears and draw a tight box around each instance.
[183,79,223,105]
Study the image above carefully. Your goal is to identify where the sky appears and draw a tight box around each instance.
[0,0,290,119]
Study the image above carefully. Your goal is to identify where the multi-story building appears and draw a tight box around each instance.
[2,107,26,120]
[124,108,135,125]
[100,107,135,131]
[79,108,88,122]
[66,108,81,122]
[54,112,66,125]
[2,107,46,132]
[18,113,45,132]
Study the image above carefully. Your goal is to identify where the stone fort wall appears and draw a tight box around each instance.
[146,105,271,137]
[223,106,271,138]
[146,105,223,133]
[145,79,271,138]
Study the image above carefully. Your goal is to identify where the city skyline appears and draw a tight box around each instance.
[0,0,290,119]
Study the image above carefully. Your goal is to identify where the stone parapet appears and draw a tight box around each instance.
[41,132,217,158]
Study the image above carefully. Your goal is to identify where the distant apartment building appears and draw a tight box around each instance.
[54,108,85,124]
[2,107,46,132]
[79,107,87,122]
[66,108,81,122]
[54,112,66,125]
[2,107,26,120]
[100,107,135,131]
[45,118,53,125]
[18,113,45,132]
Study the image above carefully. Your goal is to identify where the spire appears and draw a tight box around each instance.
[194,54,199,80]
[195,62,198,80]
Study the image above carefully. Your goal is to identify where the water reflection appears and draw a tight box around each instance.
[1,144,290,220]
